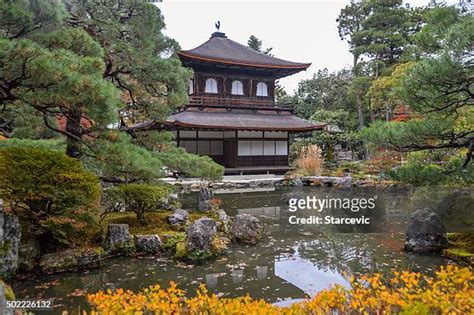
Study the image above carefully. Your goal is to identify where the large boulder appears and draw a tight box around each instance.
[168,209,189,226]
[229,214,262,245]
[197,187,213,212]
[0,201,21,280]
[404,208,448,253]
[39,247,103,273]
[103,224,135,255]
[135,235,162,255]
[186,217,217,253]
[18,238,41,272]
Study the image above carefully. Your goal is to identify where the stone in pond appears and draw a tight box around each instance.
[197,187,213,211]
[168,209,189,225]
[404,208,448,253]
[186,217,217,252]
[103,224,135,255]
[135,235,162,254]
[0,201,21,280]
[39,247,103,273]
[229,214,262,245]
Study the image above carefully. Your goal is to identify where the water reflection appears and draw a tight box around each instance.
[12,186,465,313]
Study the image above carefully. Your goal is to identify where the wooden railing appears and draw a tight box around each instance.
[187,94,293,111]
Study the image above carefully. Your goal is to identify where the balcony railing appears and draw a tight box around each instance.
[187,94,293,112]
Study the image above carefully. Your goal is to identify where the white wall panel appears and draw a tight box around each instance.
[238,131,263,138]
[198,131,224,138]
[264,131,287,139]
[263,141,276,155]
[180,130,197,138]
[251,141,263,155]
[238,141,251,156]
[275,141,288,155]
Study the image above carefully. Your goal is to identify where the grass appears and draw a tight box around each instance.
[102,210,218,237]
[443,233,474,264]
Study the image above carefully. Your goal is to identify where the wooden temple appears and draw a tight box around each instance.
[149,31,324,174]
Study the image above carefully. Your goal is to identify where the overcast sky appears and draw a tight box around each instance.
[158,0,457,94]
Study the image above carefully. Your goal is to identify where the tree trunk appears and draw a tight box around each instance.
[65,109,83,158]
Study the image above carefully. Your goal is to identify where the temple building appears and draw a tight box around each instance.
[159,31,324,174]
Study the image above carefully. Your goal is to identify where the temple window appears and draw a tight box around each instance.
[231,80,244,95]
[256,82,268,97]
[205,78,218,93]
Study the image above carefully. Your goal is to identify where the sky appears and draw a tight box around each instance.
[158,0,457,94]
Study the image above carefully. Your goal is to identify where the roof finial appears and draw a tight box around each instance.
[215,21,221,31]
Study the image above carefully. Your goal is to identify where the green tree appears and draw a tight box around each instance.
[337,0,370,129]
[363,8,474,174]
[66,0,191,128]
[294,69,354,119]
[0,147,101,248]
[109,183,172,223]
[1,0,224,182]
[247,35,273,55]
[309,109,362,161]
[0,25,120,157]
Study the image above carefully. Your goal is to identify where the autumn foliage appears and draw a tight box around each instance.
[88,265,473,314]
[293,144,324,176]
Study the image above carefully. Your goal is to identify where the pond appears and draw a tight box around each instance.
[11,186,471,313]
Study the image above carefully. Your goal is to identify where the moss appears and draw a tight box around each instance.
[0,241,11,255]
[103,211,219,238]
[162,232,186,251]
[175,241,187,258]
[443,233,474,264]
[183,236,228,262]
[0,279,15,300]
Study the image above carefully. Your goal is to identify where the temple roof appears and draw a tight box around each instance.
[178,32,310,77]
[159,108,324,132]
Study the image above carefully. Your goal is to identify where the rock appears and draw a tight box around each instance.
[186,217,217,253]
[18,239,41,272]
[197,187,213,211]
[39,247,103,273]
[183,217,226,260]
[404,208,448,253]
[216,210,230,232]
[103,224,135,255]
[0,280,15,315]
[292,177,304,187]
[168,209,189,225]
[135,235,162,255]
[0,201,21,280]
[337,176,353,188]
[229,214,262,245]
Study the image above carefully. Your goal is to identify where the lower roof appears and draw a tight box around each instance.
[163,108,325,132]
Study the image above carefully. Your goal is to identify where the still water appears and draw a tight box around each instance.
[12,186,470,313]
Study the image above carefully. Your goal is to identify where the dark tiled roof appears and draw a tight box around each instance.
[178,32,311,70]
[164,108,324,132]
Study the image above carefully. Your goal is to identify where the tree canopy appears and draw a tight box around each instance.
[0,0,224,182]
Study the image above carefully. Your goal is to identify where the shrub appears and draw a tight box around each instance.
[110,183,173,223]
[160,148,224,181]
[87,265,473,314]
[293,144,324,176]
[0,147,100,248]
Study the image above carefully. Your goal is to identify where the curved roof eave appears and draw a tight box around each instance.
[178,51,311,70]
